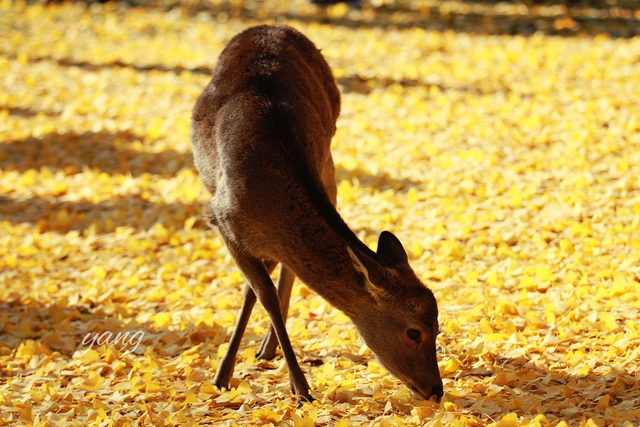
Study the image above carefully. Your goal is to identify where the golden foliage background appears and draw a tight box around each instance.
[1,0,639,425]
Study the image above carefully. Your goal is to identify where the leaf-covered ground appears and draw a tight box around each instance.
[1,0,639,425]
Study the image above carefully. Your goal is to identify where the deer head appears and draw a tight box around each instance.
[348,231,443,400]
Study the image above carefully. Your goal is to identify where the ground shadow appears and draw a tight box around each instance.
[337,74,509,95]
[0,295,225,378]
[0,130,194,178]
[336,166,423,193]
[442,351,640,423]
[7,52,508,97]
[1,105,60,119]
[171,0,640,38]
[0,193,206,233]
[3,287,637,424]
[26,0,640,37]
[0,169,417,235]
[2,52,214,76]
[0,127,422,233]
[295,7,637,38]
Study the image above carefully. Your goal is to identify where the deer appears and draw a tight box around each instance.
[190,24,443,402]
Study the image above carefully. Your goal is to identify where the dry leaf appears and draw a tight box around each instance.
[1,1,639,426]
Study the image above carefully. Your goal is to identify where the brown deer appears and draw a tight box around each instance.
[191,24,443,402]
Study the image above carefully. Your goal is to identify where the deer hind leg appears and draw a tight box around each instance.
[213,259,278,389]
[222,244,312,400]
[257,264,296,360]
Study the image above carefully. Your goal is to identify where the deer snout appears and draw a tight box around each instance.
[431,383,444,399]
[409,381,444,401]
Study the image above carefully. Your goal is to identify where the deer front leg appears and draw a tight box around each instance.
[213,260,278,389]
[227,246,312,400]
[213,282,256,389]
[257,263,295,360]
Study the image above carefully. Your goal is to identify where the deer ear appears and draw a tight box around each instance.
[347,246,388,302]
[377,231,409,266]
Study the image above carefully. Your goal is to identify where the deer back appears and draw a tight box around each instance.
[191,25,340,204]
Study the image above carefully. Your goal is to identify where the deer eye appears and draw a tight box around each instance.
[406,329,421,341]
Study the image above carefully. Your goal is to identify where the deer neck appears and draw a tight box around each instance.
[275,199,375,320]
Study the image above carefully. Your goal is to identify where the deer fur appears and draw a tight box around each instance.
[191,24,443,402]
